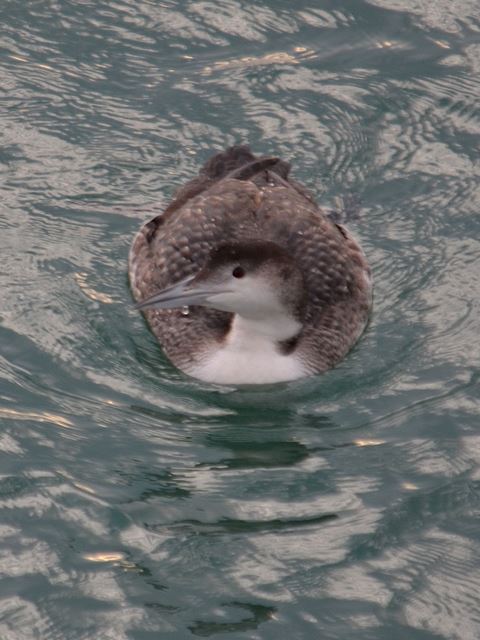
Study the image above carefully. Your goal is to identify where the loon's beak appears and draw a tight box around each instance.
[134,274,230,311]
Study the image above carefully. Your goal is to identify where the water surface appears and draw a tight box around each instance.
[1,1,480,638]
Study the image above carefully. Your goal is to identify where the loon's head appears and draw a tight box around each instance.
[135,240,306,341]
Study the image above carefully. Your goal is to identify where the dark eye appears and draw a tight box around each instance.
[232,266,245,279]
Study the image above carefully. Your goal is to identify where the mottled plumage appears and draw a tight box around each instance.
[129,146,372,382]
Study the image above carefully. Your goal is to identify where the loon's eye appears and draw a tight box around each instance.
[232,266,245,279]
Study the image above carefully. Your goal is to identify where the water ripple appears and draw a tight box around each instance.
[1,0,480,637]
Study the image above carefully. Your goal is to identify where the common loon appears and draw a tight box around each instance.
[129,146,372,384]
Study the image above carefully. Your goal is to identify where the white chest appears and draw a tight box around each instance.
[188,316,306,384]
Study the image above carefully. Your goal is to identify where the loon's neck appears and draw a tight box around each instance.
[229,310,302,343]
[189,312,305,384]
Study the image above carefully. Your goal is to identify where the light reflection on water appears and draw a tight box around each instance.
[1,0,480,638]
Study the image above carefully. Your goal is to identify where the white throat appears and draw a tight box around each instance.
[230,309,301,343]
[189,312,306,384]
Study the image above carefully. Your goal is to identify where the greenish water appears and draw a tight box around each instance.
[1,1,480,638]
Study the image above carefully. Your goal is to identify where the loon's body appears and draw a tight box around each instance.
[129,146,372,384]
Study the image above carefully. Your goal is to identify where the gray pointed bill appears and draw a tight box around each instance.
[134,274,229,311]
